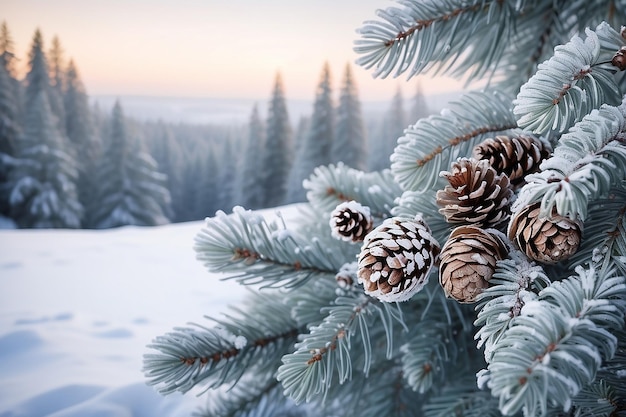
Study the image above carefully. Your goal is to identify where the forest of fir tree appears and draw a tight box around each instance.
[0,22,432,230]
[142,1,626,417]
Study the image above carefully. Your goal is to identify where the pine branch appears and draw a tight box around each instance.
[354,0,524,83]
[143,290,302,395]
[194,206,351,289]
[479,265,626,416]
[303,163,401,219]
[390,89,518,193]
[568,187,626,275]
[570,380,620,417]
[514,102,626,221]
[400,318,463,394]
[288,273,342,329]
[277,289,406,404]
[514,22,623,135]
[345,362,423,417]
[196,376,312,417]
[422,376,502,417]
[474,253,551,362]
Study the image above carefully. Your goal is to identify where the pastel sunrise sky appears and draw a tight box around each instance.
[3,0,466,101]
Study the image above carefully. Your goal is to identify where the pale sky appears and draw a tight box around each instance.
[3,0,466,101]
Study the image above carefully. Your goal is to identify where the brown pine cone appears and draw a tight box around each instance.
[330,201,373,242]
[357,216,440,302]
[507,203,582,264]
[436,158,513,228]
[439,226,508,303]
[472,135,551,187]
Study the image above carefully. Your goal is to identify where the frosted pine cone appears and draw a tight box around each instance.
[357,216,440,302]
[436,158,513,228]
[330,201,373,242]
[472,135,551,187]
[335,262,358,289]
[508,203,582,264]
[439,226,508,303]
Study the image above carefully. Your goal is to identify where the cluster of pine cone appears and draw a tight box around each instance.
[330,134,584,304]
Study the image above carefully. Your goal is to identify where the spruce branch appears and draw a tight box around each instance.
[568,187,626,275]
[344,362,422,417]
[513,102,626,221]
[480,265,626,416]
[514,22,623,135]
[143,291,303,395]
[474,253,551,362]
[196,376,311,417]
[303,163,401,219]
[277,289,406,404]
[400,318,464,394]
[194,206,351,289]
[354,0,522,82]
[422,376,502,417]
[390,89,518,193]
[570,379,620,417]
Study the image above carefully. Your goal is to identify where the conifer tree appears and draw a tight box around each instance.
[7,29,82,228]
[369,86,407,171]
[0,21,21,120]
[145,2,626,417]
[8,90,82,228]
[193,143,220,220]
[91,101,171,228]
[147,122,185,222]
[23,30,55,121]
[63,59,101,226]
[0,53,19,220]
[261,73,292,208]
[237,104,265,209]
[332,63,367,170]
[47,35,66,135]
[409,81,430,124]
[289,62,334,202]
[218,135,237,210]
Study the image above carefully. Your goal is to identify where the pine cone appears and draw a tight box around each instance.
[357,216,440,302]
[436,158,513,228]
[439,226,508,303]
[335,262,357,289]
[330,201,373,242]
[472,135,551,187]
[508,203,582,264]
[612,46,626,71]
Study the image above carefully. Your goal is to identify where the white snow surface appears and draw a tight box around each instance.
[0,206,300,416]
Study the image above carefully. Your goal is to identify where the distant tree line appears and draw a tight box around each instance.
[0,23,431,229]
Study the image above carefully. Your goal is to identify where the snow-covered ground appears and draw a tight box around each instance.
[0,206,298,416]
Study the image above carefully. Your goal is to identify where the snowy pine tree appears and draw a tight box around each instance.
[91,101,170,228]
[217,135,237,210]
[193,143,220,220]
[261,73,292,208]
[47,35,66,136]
[289,62,334,202]
[0,21,22,120]
[408,81,430,125]
[331,63,367,170]
[369,86,407,171]
[63,59,101,227]
[237,104,265,209]
[145,2,626,417]
[0,54,19,221]
[8,29,82,228]
[146,122,185,222]
[9,90,82,228]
